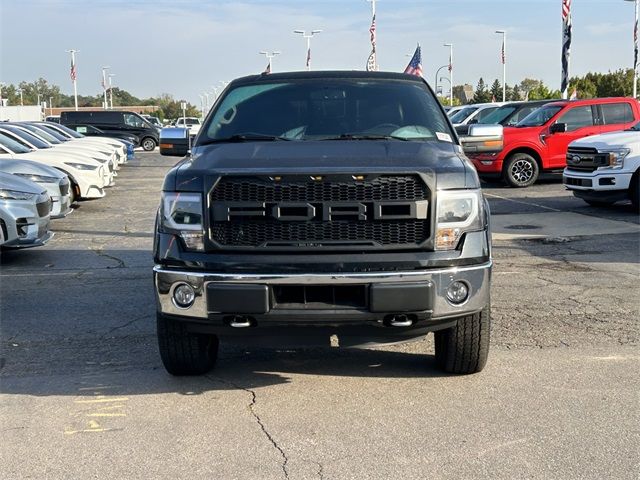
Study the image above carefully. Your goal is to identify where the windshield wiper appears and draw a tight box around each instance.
[199,133,292,145]
[320,133,409,141]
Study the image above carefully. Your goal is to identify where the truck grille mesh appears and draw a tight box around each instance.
[209,175,430,250]
[210,175,428,203]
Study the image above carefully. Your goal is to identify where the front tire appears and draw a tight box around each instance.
[157,313,219,375]
[434,306,491,374]
[503,153,539,187]
[141,137,157,151]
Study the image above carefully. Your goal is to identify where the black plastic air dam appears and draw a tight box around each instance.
[206,282,433,314]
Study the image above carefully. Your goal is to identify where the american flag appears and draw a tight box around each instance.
[634,15,638,75]
[306,47,311,69]
[263,62,271,75]
[70,57,77,81]
[501,38,505,64]
[403,44,423,76]
[366,13,377,71]
[370,14,376,46]
[448,52,452,72]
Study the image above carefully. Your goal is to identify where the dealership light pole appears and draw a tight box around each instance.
[293,30,322,70]
[495,30,506,102]
[443,43,453,106]
[260,51,281,73]
[101,66,110,109]
[108,73,115,109]
[625,0,639,98]
[17,88,23,106]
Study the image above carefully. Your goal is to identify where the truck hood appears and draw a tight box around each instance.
[169,140,478,192]
[570,130,640,151]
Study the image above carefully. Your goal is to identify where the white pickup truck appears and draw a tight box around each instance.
[563,127,640,210]
[174,117,201,137]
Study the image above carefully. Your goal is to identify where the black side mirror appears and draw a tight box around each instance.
[550,122,568,134]
[159,127,189,156]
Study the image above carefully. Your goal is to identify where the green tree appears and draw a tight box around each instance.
[472,78,491,103]
[489,79,502,102]
[511,84,522,101]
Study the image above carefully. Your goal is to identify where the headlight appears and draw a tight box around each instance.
[14,173,60,184]
[64,162,98,170]
[160,192,204,251]
[435,189,485,250]
[0,189,38,201]
[602,148,630,169]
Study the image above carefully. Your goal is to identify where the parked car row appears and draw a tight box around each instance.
[0,121,135,249]
[452,97,640,207]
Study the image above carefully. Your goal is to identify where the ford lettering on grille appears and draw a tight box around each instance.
[212,201,429,222]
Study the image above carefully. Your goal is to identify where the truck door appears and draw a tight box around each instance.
[545,104,598,168]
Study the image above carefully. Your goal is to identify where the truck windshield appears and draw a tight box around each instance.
[628,121,640,131]
[449,106,479,124]
[201,79,452,143]
[516,105,563,127]
[480,106,516,125]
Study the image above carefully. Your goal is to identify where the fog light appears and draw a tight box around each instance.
[173,283,195,309]
[446,281,469,305]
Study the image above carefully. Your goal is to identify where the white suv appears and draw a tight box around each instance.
[563,125,640,209]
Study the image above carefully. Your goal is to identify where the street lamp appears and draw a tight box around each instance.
[108,73,116,109]
[259,51,281,72]
[624,0,639,98]
[443,43,453,106]
[293,29,322,70]
[495,30,506,102]
[434,64,449,97]
[101,66,110,109]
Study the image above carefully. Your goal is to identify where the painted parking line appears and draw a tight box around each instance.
[485,192,562,213]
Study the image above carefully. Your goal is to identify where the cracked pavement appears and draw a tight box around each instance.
[1,155,638,479]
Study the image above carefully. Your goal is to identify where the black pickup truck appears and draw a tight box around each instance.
[153,71,502,376]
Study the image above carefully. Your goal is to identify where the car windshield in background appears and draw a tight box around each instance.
[628,121,640,131]
[516,105,563,127]
[449,106,478,124]
[201,79,452,143]
[480,106,517,125]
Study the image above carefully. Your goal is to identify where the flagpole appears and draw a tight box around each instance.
[495,30,506,102]
[444,43,453,106]
[108,74,115,109]
[294,30,322,71]
[67,49,79,111]
[626,0,639,98]
[101,66,110,110]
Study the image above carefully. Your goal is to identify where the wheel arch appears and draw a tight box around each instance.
[502,147,543,174]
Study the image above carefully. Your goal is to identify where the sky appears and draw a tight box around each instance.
[0,0,636,105]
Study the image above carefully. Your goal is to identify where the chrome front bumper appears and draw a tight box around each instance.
[154,261,492,321]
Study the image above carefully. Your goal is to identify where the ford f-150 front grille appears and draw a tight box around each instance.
[566,147,606,173]
[209,175,430,250]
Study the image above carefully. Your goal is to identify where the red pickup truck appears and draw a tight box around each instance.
[467,97,640,187]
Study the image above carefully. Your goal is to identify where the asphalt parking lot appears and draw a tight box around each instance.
[1,153,638,479]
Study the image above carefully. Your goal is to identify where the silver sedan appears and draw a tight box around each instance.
[0,159,72,218]
[0,172,53,248]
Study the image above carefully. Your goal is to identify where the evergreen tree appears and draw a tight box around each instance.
[472,78,491,103]
[489,79,502,102]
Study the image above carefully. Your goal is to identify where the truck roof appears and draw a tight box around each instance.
[545,97,639,108]
[231,70,427,86]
